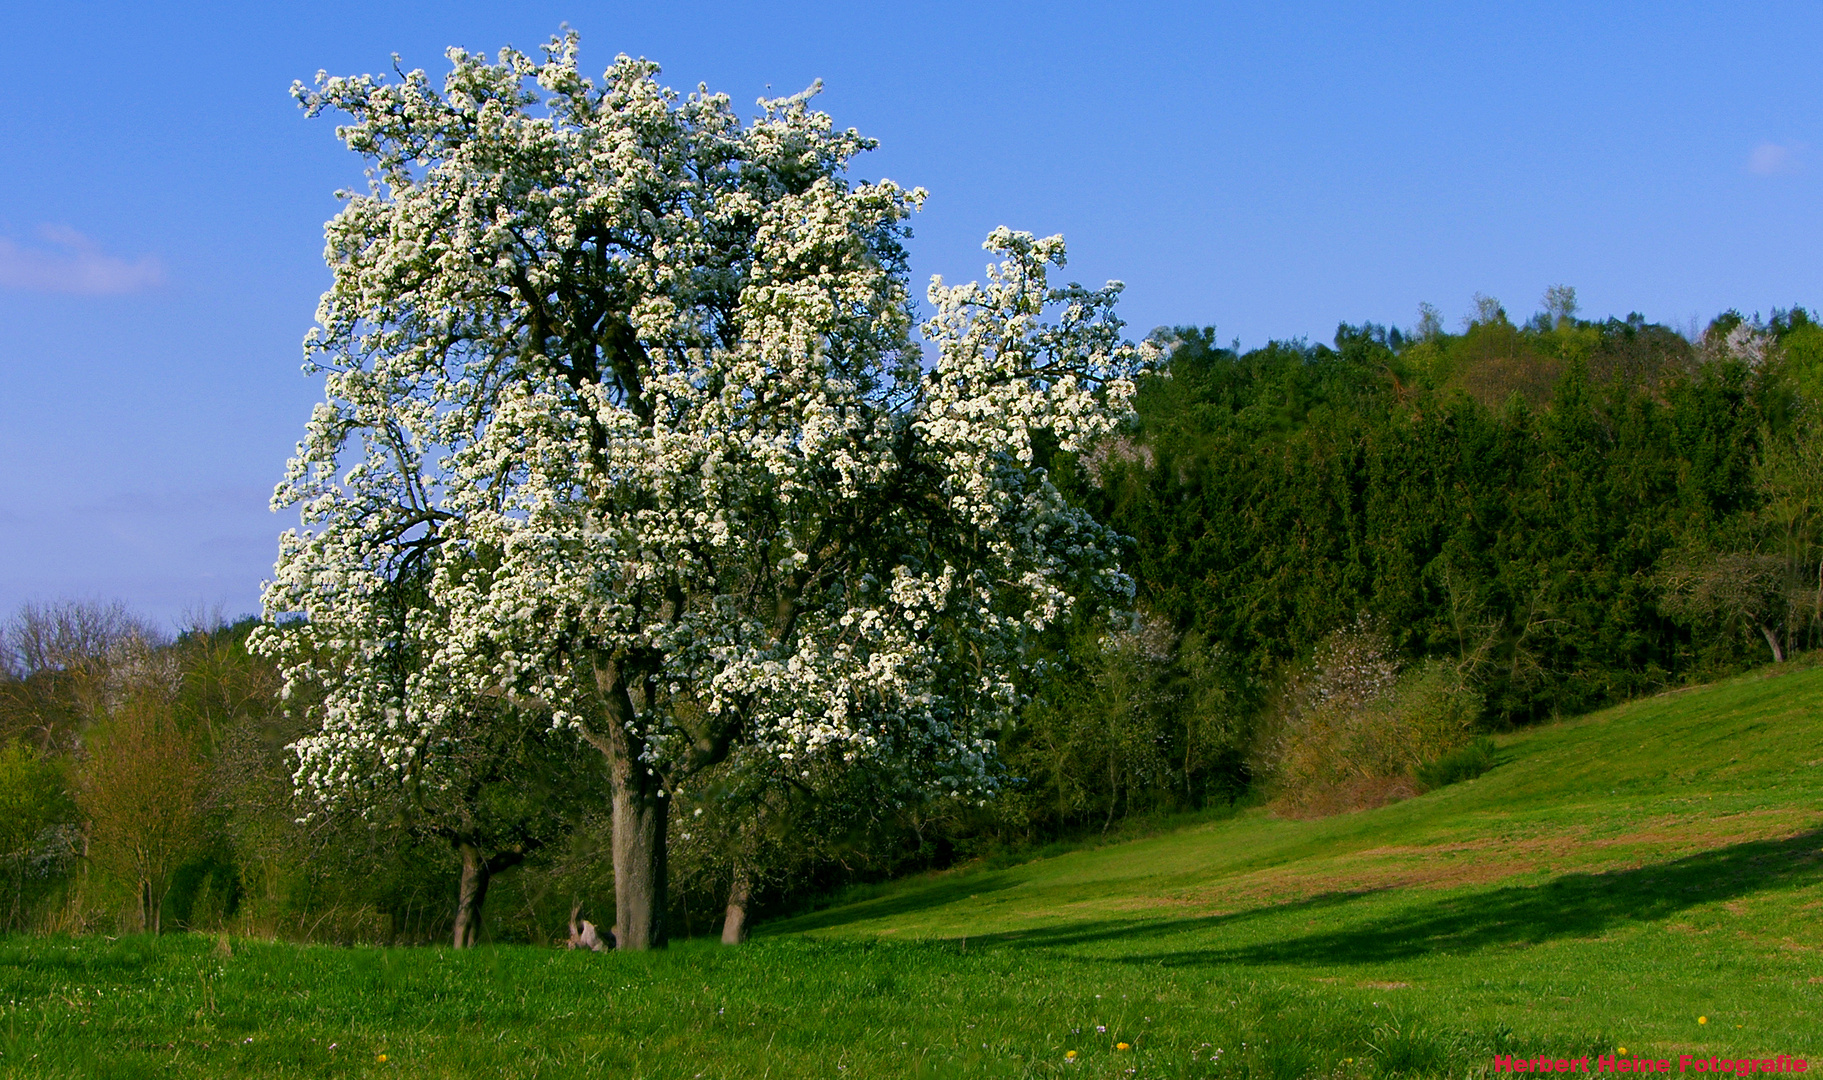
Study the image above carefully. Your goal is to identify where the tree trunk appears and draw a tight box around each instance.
[721,863,752,945]
[139,877,169,935]
[611,775,668,950]
[453,841,490,948]
[1759,622,1785,664]
[591,656,671,951]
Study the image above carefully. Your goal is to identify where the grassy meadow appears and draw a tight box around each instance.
[3,663,1821,1079]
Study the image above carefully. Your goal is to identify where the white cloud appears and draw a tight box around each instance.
[0,225,165,295]
[1747,141,1804,176]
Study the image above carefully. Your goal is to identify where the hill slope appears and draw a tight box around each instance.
[774,662,1823,1055]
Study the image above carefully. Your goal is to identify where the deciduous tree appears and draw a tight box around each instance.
[1656,551,1793,663]
[78,694,205,934]
[257,34,1150,948]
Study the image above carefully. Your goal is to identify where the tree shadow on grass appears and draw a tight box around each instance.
[766,870,1028,933]
[962,829,1823,967]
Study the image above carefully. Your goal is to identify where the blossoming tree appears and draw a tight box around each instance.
[257,32,1152,949]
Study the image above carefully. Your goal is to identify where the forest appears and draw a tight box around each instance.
[3,295,1820,947]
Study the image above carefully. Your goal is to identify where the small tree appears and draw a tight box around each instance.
[1656,550,1794,663]
[1014,616,1177,834]
[258,33,1150,948]
[1541,285,1579,328]
[669,743,917,944]
[262,559,600,947]
[78,694,206,934]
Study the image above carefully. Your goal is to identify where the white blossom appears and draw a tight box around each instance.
[254,32,1154,826]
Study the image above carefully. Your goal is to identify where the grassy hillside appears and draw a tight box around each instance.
[776,661,1823,1054]
[2,664,1819,1079]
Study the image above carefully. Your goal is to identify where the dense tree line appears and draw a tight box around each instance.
[2,299,1819,942]
[995,299,1823,837]
[1104,313,1765,715]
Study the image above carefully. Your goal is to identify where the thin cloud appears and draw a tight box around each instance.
[1747,141,1804,176]
[0,225,165,295]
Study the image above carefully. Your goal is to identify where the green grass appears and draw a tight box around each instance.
[4,664,1822,1078]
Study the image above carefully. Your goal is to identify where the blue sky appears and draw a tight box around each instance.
[2,1,1819,627]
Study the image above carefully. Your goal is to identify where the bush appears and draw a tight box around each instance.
[1416,736,1498,789]
[1256,621,1483,817]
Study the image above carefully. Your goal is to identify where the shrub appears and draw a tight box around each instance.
[1416,736,1498,789]
[1256,621,1483,817]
